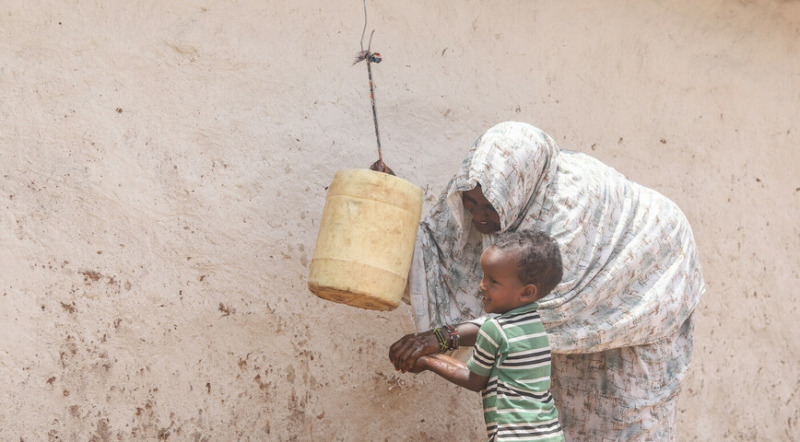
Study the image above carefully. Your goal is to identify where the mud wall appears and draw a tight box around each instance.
[1,0,798,440]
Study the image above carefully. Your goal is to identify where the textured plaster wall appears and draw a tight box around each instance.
[1,0,798,440]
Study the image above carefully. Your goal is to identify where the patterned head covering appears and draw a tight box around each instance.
[409,121,705,353]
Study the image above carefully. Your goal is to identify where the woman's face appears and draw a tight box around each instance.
[461,185,501,234]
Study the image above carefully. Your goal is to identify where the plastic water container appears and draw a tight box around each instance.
[308,169,422,310]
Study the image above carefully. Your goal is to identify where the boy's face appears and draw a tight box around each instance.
[479,246,535,314]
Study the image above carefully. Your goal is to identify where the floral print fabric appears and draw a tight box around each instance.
[408,121,705,440]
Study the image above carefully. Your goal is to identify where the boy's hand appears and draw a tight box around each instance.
[407,355,430,374]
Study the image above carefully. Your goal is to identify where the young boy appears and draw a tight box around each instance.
[409,230,564,442]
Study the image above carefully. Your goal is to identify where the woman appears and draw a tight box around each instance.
[389,122,705,440]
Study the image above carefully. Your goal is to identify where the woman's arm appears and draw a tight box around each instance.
[389,322,480,373]
[415,354,488,392]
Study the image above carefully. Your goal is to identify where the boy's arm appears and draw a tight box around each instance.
[415,354,488,392]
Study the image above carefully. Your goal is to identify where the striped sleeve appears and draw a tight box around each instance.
[466,318,505,377]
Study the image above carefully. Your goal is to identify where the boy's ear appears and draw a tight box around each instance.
[521,283,539,301]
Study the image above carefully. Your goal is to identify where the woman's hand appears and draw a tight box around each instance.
[389,331,440,373]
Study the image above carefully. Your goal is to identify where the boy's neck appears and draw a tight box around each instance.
[499,301,539,316]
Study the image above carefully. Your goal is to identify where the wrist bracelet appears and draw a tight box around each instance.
[432,327,448,353]
[443,324,460,351]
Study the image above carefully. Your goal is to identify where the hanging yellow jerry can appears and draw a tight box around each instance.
[308,169,422,311]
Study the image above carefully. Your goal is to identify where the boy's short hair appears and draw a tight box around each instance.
[492,230,563,297]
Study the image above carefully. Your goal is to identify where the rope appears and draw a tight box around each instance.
[353,1,387,172]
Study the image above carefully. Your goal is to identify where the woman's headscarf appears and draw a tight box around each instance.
[409,121,705,353]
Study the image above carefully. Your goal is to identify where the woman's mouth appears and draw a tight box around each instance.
[474,220,499,234]
[474,220,491,230]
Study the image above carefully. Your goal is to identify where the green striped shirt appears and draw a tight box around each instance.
[466,302,564,442]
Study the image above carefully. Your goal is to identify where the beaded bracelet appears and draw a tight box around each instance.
[432,327,449,353]
[443,324,460,351]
